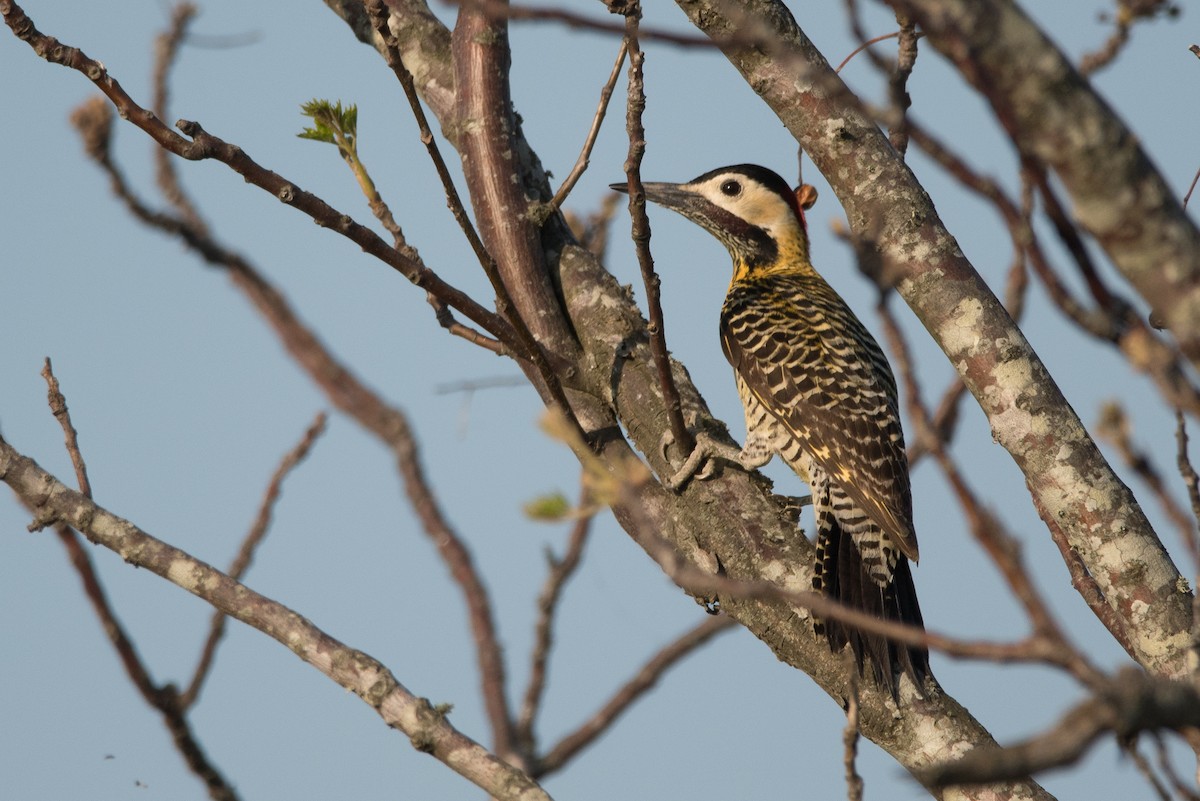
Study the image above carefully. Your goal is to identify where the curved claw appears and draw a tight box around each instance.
[659,428,679,464]
[662,431,747,491]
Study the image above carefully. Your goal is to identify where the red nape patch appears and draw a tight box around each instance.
[791,184,818,233]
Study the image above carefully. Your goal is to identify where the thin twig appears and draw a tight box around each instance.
[366,0,583,446]
[6,1,519,351]
[1096,402,1197,560]
[515,492,594,760]
[0,437,553,801]
[1121,737,1173,801]
[565,192,621,266]
[1184,164,1200,209]
[536,614,736,774]
[181,412,329,709]
[1173,409,1200,685]
[40,358,92,497]
[1152,731,1200,801]
[919,668,1200,788]
[1175,410,1200,568]
[461,0,711,47]
[552,39,627,209]
[392,395,516,763]
[842,658,864,801]
[1079,1,1179,77]
[38,359,242,801]
[887,13,918,155]
[152,2,205,232]
[834,30,902,73]
[619,11,694,458]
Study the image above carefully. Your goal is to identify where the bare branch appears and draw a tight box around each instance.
[151,2,205,231]
[446,0,587,450]
[551,39,627,209]
[919,669,1200,788]
[3,1,517,351]
[842,660,864,801]
[883,0,1200,373]
[0,438,555,801]
[617,12,694,458]
[461,0,711,47]
[391,385,516,763]
[833,30,902,73]
[37,360,242,801]
[1175,411,1200,567]
[182,412,328,709]
[516,497,594,765]
[1121,738,1174,801]
[40,358,92,498]
[1152,731,1200,801]
[537,614,736,774]
[1079,0,1179,76]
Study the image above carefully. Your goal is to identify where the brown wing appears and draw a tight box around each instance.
[720,273,918,561]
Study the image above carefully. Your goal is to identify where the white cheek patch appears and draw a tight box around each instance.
[695,179,797,238]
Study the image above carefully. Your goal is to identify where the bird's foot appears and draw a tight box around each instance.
[659,429,745,491]
[771,493,813,524]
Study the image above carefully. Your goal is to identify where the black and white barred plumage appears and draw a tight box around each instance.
[616,165,928,694]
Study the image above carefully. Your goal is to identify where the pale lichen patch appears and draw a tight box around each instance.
[166,557,204,593]
[938,297,984,357]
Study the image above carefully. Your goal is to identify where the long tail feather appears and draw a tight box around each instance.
[813,512,928,698]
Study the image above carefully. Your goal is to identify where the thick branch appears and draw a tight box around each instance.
[326,0,456,128]
[883,0,1200,371]
[674,0,1192,679]
[556,245,1055,800]
[451,0,577,359]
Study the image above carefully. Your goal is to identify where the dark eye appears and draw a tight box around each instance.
[719,179,742,197]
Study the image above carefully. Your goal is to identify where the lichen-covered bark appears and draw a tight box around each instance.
[0,438,553,801]
[321,0,1098,791]
[673,0,1192,679]
[326,0,456,126]
[553,242,1053,800]
[882,0,1200,371]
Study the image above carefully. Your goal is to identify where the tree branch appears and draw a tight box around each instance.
[537,614,736,774]
[182,412,328,709]
[0,437,555,801]
[38,359,242,801]
[919,669,1200,788]
[674,0,1192,680]
[515,497,594,763]
[618,8,695,457]
[1,0,518,352]
[883,0,1200,372]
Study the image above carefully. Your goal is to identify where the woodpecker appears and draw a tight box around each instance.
[613,165,928,694]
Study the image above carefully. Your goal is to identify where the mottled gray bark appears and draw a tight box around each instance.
[672,0,1192,679]
[883,0,1200,370]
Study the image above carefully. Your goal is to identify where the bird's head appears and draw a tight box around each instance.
[612,164,814,277]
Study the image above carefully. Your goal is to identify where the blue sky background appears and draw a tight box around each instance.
[3,2,1199,799]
